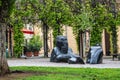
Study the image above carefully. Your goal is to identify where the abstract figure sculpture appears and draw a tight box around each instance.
[86,45,103,64]
[50,35,85,64]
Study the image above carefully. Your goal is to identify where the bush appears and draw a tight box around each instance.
[29,35,42,52]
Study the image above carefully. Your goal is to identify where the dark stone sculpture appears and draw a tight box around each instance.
[50,35,85,64]
[86,45,103,64]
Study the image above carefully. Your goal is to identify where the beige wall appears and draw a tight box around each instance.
[34,23,78,54]
[115,0,120,53]
[116,0,120,3]
[34,23,120,55]
[117,27,120,53]
[102,29,106,55]
[101,28,120,55]
[63,26,78,54]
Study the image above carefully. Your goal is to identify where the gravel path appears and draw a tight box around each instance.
[7,57,120,68]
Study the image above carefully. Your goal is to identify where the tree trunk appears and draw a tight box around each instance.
[0,0,16,76]
[79,30,84,58]
[43,22,48,57]
[111,26,117,53]
[0,23,10,76]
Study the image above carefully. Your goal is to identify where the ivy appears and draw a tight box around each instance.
[7,0,118,57]
[90,3,116,47]
[116,11,120,26]
[72,0,93,50]
[90,27,102,46]
[10,0,39,57]
[38,0,72,46]
[0,0,1,6]
[70,0,117,54]
[13,22,24,57]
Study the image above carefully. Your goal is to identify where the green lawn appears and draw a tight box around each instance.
[10,67,120,80]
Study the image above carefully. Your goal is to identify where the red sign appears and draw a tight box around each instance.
[21,29,34,34]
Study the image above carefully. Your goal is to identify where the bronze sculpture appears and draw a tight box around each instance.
[50,35,85,64]
[86,45,103,64]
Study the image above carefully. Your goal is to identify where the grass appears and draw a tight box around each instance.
[10,66,120,80]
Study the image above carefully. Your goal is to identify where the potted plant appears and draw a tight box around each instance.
[29,35,42,56]
[24,43,33,57]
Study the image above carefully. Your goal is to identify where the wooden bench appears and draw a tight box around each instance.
[112,53,120,61]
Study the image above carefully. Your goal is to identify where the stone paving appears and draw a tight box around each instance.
[8,57,120,68]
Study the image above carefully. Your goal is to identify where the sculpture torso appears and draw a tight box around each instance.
[50,35,84,64]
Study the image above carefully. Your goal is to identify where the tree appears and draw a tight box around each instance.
[11,0,40,58]
[0,0,40,75]
[90,2,111,45]
[39,0,72,45]
[116,10,120,26]
[68,0,93,57]
[35,0,72,57]
[10,0,72,58]
[108,0,117,53]
[37,0,51,57]
[67,0,116,56]
[0,0,16,76]
[90,0,117,54]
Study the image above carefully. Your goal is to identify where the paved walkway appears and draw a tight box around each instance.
[8,57,120,68]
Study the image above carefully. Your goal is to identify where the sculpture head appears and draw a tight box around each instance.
[56,35,68,54]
